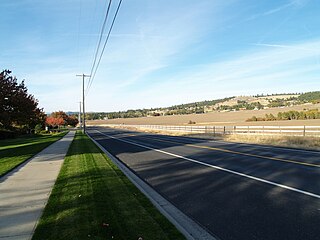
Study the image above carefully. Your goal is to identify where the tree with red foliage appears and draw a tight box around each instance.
[45,116,65,128]
[51,111,68,122]
[46,111,78,128]
[0,70,46,131]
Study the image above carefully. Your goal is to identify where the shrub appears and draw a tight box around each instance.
[246,116,258,122]
[34,124,43,134]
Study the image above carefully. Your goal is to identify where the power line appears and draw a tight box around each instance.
[86,0,123,96]
[76,0,83,70]
[86,0,113,91]
[85,0,104,64]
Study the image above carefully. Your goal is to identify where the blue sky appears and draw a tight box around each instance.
[1,0,319,112]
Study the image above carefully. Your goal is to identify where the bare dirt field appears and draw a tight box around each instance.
[88,103,320,126]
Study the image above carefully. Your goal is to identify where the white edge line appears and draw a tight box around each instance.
[87,131,217,240]
[96,130,320,199]
[103,126,320,154]
[210,140,320,154]
[145,133,320,154]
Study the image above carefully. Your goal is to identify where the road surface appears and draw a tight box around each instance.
[87,127,320,240]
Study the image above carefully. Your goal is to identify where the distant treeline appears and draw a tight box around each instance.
[80,91,320,120]
[298,91,320,102]
[83,97,234,120]
[218,101,264,111]
[246,109,320,122]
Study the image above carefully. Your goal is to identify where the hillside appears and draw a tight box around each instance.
[87,103,320,126]
[84,91,320,120]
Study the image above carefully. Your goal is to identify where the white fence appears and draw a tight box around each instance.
[100,124,320,137]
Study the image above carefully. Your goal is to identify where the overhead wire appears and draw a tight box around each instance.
[86,0,123,96]
[86,0,113,92]
[85,0,104,64]
[76,0,83,70]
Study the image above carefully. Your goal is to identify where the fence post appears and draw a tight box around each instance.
[223,126,226,135]
[233,126,236,134]
[213,126,215,137]
[205,125,208,134]
[303,126,306,137]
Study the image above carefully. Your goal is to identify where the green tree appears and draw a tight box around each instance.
[298,91,320,102]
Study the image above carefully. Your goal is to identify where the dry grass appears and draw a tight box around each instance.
[223,134,320,151]
[106,125,320,151]
[89,103,320,150]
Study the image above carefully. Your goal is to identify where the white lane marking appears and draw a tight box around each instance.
[104,126,320,154]
[210,140,320,154]
[152,134,320,154]
[94,130,320,199]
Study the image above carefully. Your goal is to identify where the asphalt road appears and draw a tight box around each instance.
[87,127,320,240]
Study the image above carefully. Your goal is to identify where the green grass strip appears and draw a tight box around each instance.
[0,132,67,176]
[32,131,185,240]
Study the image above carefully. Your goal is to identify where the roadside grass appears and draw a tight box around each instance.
[223,134,320,150]
[32,131,185,240]
[0,132,67,176]
[109,126,320,150]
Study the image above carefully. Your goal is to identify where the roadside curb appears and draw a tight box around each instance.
[87,132,217,240]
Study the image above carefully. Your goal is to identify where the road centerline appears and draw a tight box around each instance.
[94,130,320,199]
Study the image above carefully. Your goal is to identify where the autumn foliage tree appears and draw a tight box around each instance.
[66,115,79,127]
[46,111,78,128]
[45,116,65,128]
[0,70,46,132]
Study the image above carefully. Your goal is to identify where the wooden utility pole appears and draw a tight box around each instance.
[78,101,82,130]
[76,74,90,133]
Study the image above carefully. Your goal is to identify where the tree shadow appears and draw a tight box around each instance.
[88,126,320,240]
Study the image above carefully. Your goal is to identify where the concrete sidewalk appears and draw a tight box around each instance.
[0,131,75,240]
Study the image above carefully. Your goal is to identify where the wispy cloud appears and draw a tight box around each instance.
[120,39,320,109]
[246,0,309,21]
[85,38,320,111]
[174,39,320,84]
[2,0,318,112]
[253,42,316,51]
[86,1,225,92]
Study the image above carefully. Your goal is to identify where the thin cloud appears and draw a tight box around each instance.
[87,38,320,111]
[246,0,307,21]
[253,43,315,51]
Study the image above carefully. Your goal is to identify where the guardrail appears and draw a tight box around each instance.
[99,124,320,137]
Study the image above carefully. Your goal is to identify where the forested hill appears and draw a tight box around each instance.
[75,91,320,120]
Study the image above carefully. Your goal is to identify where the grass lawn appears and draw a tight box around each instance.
[0,132,67,176]
[32,131,185,240]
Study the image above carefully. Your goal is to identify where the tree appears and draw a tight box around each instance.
[0,70,45,131]
[47,111,79,127]
[46,116,65,128]
[66,115,78,127]
[298,91,320,102]
[51,111,68,122]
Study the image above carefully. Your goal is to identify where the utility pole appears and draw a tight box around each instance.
[78,101,82,130]
[76,74,90,133]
